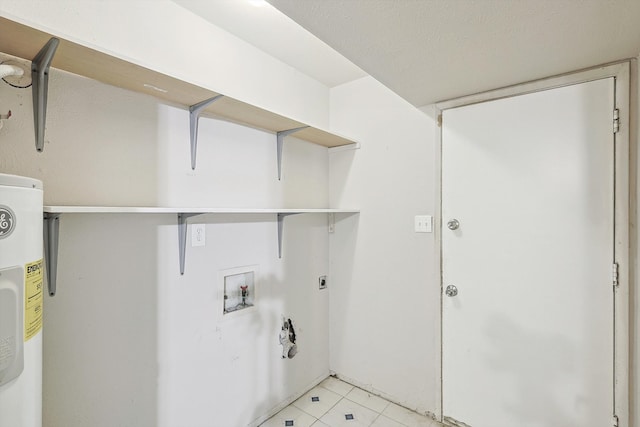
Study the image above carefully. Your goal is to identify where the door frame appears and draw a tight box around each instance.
[434,60,635,426]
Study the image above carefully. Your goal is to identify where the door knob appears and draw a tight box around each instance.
[445,285,458,297]
[447,219,459,230]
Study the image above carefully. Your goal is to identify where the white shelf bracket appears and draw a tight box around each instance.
[277,213,301,259]
[43,212,60,296]
[276,126,309,180]
[178,213,203,275]
[31,37,59,153]
[189,95,225,170]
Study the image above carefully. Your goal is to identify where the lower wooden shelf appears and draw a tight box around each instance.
[42,206,359,296]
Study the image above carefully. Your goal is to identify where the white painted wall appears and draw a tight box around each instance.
[328,76,439,416]
[0,0,331,129]
[44,212,330,427]
[0,63,332,426]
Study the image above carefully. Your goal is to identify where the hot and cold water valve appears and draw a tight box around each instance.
[222,271,255,315]
[279,318,297,359]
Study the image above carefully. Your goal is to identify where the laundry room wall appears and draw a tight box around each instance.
[0,2,338,424]
[328,76,439,416]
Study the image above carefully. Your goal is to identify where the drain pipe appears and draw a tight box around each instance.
[0,64,24,80]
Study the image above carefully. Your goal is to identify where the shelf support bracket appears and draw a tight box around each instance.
[31,38,59,153]
[277,213,301,259]
[43,213,60,297]
[178,213,203,275]
[276,126,309,180]
[189,95,225,170]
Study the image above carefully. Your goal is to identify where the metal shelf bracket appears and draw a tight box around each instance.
[276,126,309,180]
[178,213,203,275]
[277,213,301,259]
[43,213,60,296]
[31,37,59,152]
[189,95,225,170]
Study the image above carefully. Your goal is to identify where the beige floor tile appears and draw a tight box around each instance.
[319,398,379,427]
[318,376,355,397]
[292,385,342,419]
[260,404,317,427]
[345,387,390,413]
[267,380,445,427]
[370,415,405,427]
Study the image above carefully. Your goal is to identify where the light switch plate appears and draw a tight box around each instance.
[414,215,432,233]
[192,224,206,247]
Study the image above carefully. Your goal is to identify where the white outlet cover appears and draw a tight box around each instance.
[414,215,432,233]
[191,224,206,247]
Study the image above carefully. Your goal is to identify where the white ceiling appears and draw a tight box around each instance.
[171,0,366,87]
[173,0,640,107]
[268,0,640,106]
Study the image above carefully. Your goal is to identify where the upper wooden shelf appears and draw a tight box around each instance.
[0,16,357,148]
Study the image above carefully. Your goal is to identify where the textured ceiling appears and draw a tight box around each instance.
[172,0,366,87]
[268,0,640,106]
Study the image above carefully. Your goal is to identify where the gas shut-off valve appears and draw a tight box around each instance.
[279,318,297,359]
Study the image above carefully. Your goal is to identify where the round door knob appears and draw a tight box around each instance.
[447,219,460,230]
[445,285,458,297]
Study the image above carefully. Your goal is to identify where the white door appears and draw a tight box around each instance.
[442,78,615,427]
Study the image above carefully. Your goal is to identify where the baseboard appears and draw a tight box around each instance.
[328,370,438,422]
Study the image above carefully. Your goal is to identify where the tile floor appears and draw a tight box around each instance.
[260,377,443,427]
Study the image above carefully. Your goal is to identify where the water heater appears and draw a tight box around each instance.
[0,173,43,427]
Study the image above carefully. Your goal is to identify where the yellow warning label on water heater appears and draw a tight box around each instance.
[24,259,44,341]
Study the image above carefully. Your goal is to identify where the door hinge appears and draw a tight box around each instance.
[437,114,443,127]
[613,108,620,133]
[612,263,619,288]
[613,414,619,427]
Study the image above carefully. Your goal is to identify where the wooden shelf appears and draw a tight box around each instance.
[44,206,359,214]
[0,16,358,148]
[2,14,362,296]
[42,206,359,296]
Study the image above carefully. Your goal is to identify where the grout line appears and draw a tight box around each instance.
[342,386,392,414]
[292,388,346,422]
[320,395,346,422]
[370,411,383,426]
[316,378,354,397]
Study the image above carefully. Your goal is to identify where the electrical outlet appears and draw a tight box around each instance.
[191,224,206,247]
[319,276,327,290]
[414,215,432,233]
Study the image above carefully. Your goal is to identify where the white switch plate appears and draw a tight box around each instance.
[414,215,432,233]
[192,224,206,247]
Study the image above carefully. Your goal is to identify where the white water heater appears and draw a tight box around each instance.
[0,173,43,427]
